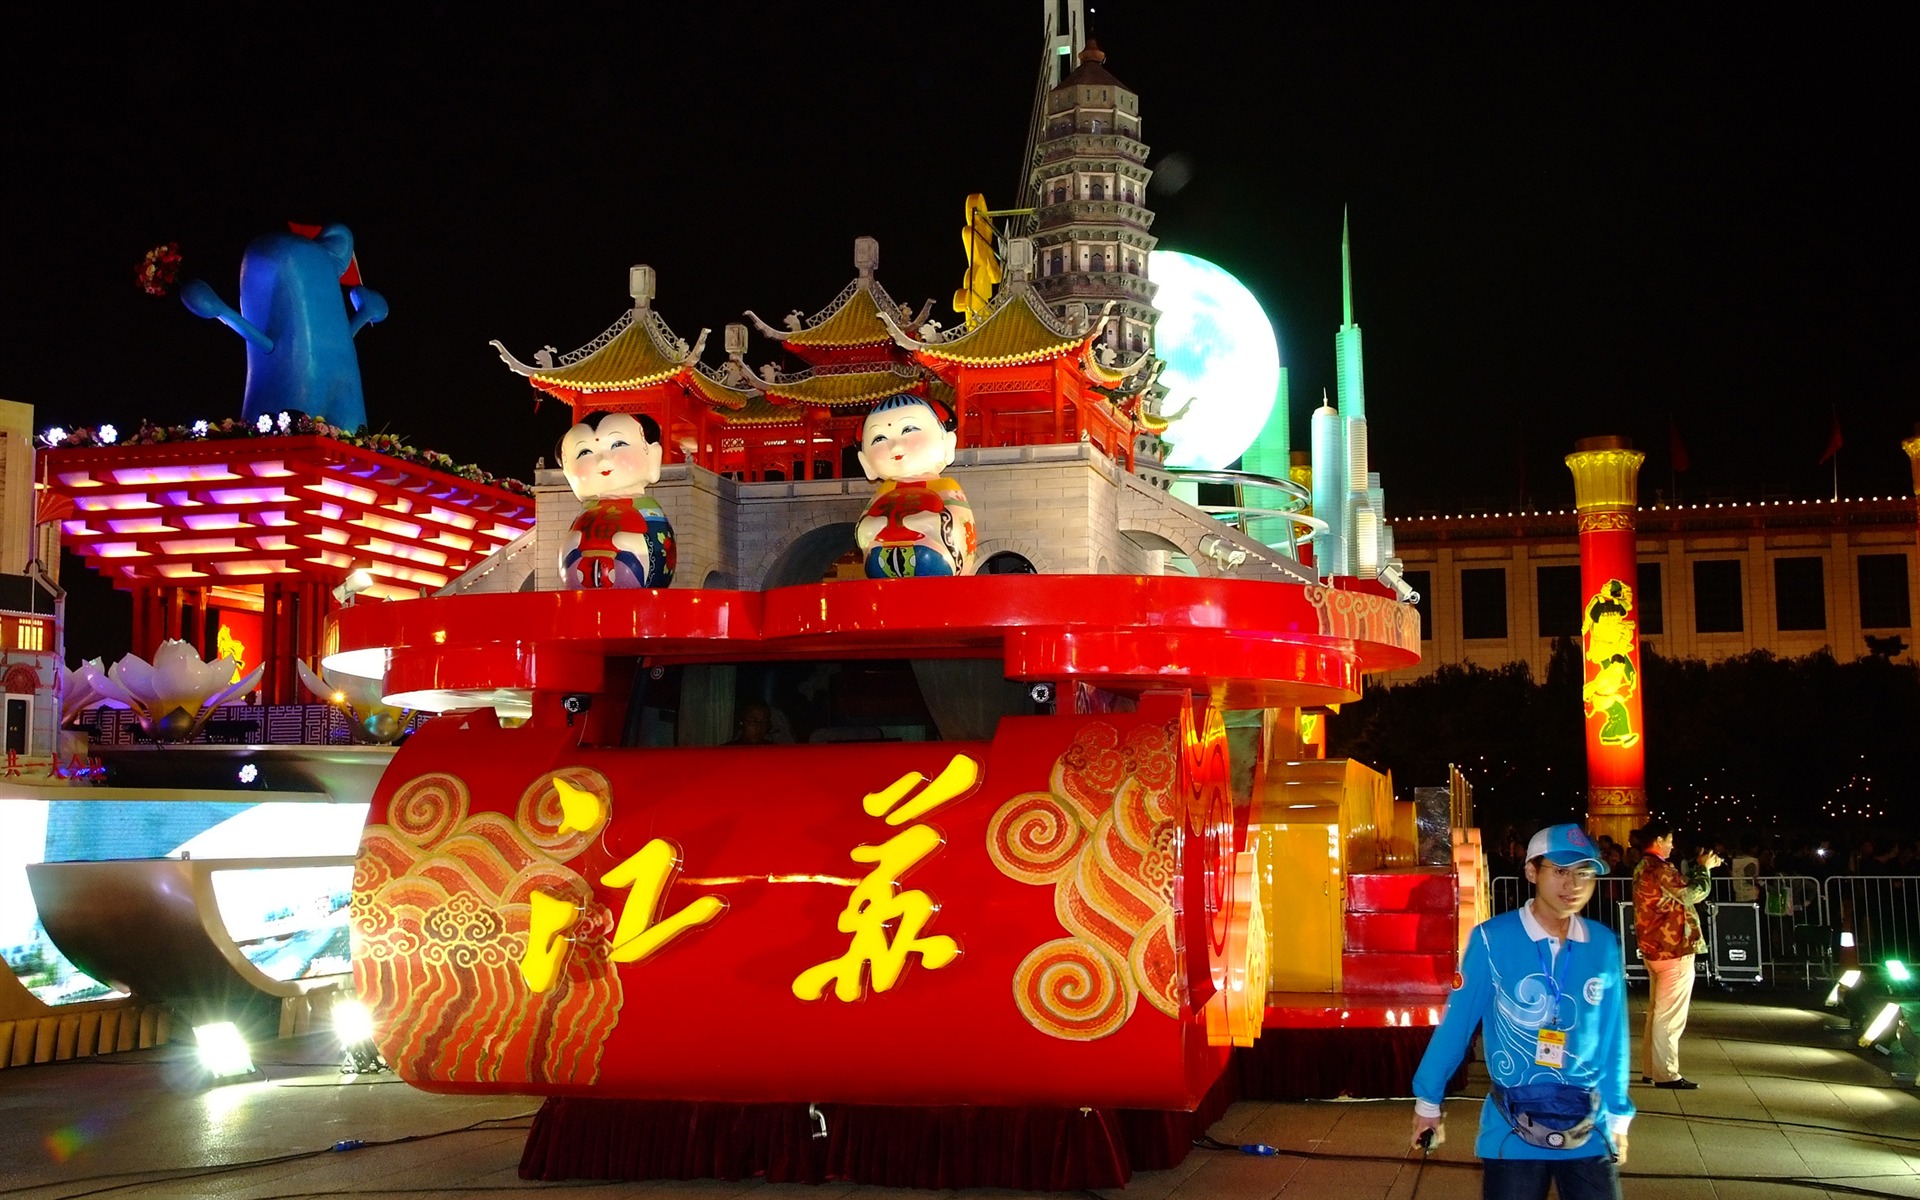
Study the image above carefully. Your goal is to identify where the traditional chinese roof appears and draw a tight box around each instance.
[721,393,808,427]
[887,282,1094,367]
[683,362,756,411]
[1058,41,1129,92]
[745,275,925,352]
[492,307,707,394]
[748,363,926,410]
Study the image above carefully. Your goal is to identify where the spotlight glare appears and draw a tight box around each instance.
[1886,960,1911,984]
[194,1021,256,1080]
[1859,1003,1902,1048]
[333,999,375,1045]
[1839,969,1863,989]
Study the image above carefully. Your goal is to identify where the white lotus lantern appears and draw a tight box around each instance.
[60,658,120,725]
[78,640,263,742]
[295,660,411,744]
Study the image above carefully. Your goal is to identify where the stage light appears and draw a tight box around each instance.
[1886,960,1911,984]
[333,998,387,1076]
[332,568,376,606]
[1859,1003,1902,1049]
[1840,931,1855,949]
[194,1021,256,1080]
[1828,968,1865,1007]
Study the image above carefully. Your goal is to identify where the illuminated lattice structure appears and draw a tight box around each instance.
[41,435,532,702]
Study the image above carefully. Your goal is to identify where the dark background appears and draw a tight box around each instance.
[4,3,1914,656]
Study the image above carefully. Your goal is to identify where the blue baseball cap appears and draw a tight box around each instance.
[1526,823,1608,874]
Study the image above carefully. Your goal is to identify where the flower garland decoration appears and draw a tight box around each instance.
[137,244,183,297]
[38,415,532,496]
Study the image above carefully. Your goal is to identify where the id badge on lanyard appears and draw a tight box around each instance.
[1534,937,1568,1068]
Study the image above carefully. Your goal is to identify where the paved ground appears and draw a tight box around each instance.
[1,990,1914,1199]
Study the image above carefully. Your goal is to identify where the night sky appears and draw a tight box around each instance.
[5,3,1913,525]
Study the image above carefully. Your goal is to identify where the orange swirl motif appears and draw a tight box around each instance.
[985,791,1086,883]
[354,769,624,1086]
[387,772,468,846]
[990,721,1185,1039]
[1014,937,1132,1040]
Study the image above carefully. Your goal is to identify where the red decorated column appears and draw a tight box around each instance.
[1564,436,1648,847]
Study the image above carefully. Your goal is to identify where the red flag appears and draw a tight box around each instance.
[1819,410,1843,465]
[1669,418,1691,473]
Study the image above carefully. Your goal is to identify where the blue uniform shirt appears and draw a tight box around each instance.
[1411,901,1635,1159]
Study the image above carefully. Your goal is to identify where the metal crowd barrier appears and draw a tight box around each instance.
[1823,876,1920,965]
[1488,874,1837,983]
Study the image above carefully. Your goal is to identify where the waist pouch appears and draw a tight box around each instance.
[1491,1082,1600,1150]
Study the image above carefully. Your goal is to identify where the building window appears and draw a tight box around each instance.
[1403,570,1432,640]
[1090,180,1105,200]
[1773,557,1826,631]
[13,619,46,652]
[1638,562,1664,635]
[1859,553,1912,628]
[1049,249,1064,276]
[1089,250,1105,272]
[1052,186,1066,204]
[1460,568,1507,640]
[1536,565,1582,639]
[1693,559,1744,633]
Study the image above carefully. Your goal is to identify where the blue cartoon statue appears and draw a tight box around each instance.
[179,223,388,431]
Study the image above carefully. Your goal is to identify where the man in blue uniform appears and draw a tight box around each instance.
[1410,824,1634,1200]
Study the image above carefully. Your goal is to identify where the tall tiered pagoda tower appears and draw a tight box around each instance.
[1026,42,1158,362]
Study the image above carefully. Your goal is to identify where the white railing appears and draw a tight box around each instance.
[1490,874,1837,980]
[1823,876,1920,964]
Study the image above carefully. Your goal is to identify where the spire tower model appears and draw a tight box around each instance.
[1027,42,1159,363]
[1309,212,1403,590]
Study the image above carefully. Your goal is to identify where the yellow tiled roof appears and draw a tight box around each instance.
[920,289,1084,366]
[786,285,895,349]
[762,369,923,410]
[527,314,684,392]
[721,394,807,426]
[683,368,753,411]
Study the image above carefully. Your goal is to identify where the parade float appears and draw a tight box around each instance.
[312,28,1452,1194]
[18,7,1468,1188]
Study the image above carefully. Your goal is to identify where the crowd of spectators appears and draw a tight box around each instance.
[1484,824,1920,882]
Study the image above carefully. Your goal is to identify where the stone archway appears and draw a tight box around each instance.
[3,665,39,695]
[760,523,859,589]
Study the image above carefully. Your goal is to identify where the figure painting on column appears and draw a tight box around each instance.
[1581,580,1639,748]
[855,394,976,579]
[560,411,676,589]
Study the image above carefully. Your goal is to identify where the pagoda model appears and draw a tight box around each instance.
[1026,42,1159,364]
[1565,435,1649,847]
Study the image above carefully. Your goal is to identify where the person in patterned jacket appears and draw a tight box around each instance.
[1632,820,1720,1089]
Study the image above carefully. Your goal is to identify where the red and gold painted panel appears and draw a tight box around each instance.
[1577,520,1645,814]
[353,694,1252,1108]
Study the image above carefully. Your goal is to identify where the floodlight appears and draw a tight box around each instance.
[1860,1003,1902,1049]
[333,568,376,606]
[194,1021,256,1080]
[1886,960,1911,984]
[1840,932,1856,950]
[1827,968,1866,1007]
[333,997,387,1076]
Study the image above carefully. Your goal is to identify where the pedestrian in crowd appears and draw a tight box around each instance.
[1411,823,1633,1200]
[1632,820,1718,1089]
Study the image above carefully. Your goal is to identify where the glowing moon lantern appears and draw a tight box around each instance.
[1148,250,1282,471]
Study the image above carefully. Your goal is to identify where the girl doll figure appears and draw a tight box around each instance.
[854,395,976,579]
[559,411,676,589]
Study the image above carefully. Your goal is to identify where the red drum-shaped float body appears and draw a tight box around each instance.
[352,693,1248,1109]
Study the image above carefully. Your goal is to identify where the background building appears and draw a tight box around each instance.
[1382,493,1917,682]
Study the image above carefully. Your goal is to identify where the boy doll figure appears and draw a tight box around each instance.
[560,411,676,589]
[854,394,976,579]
